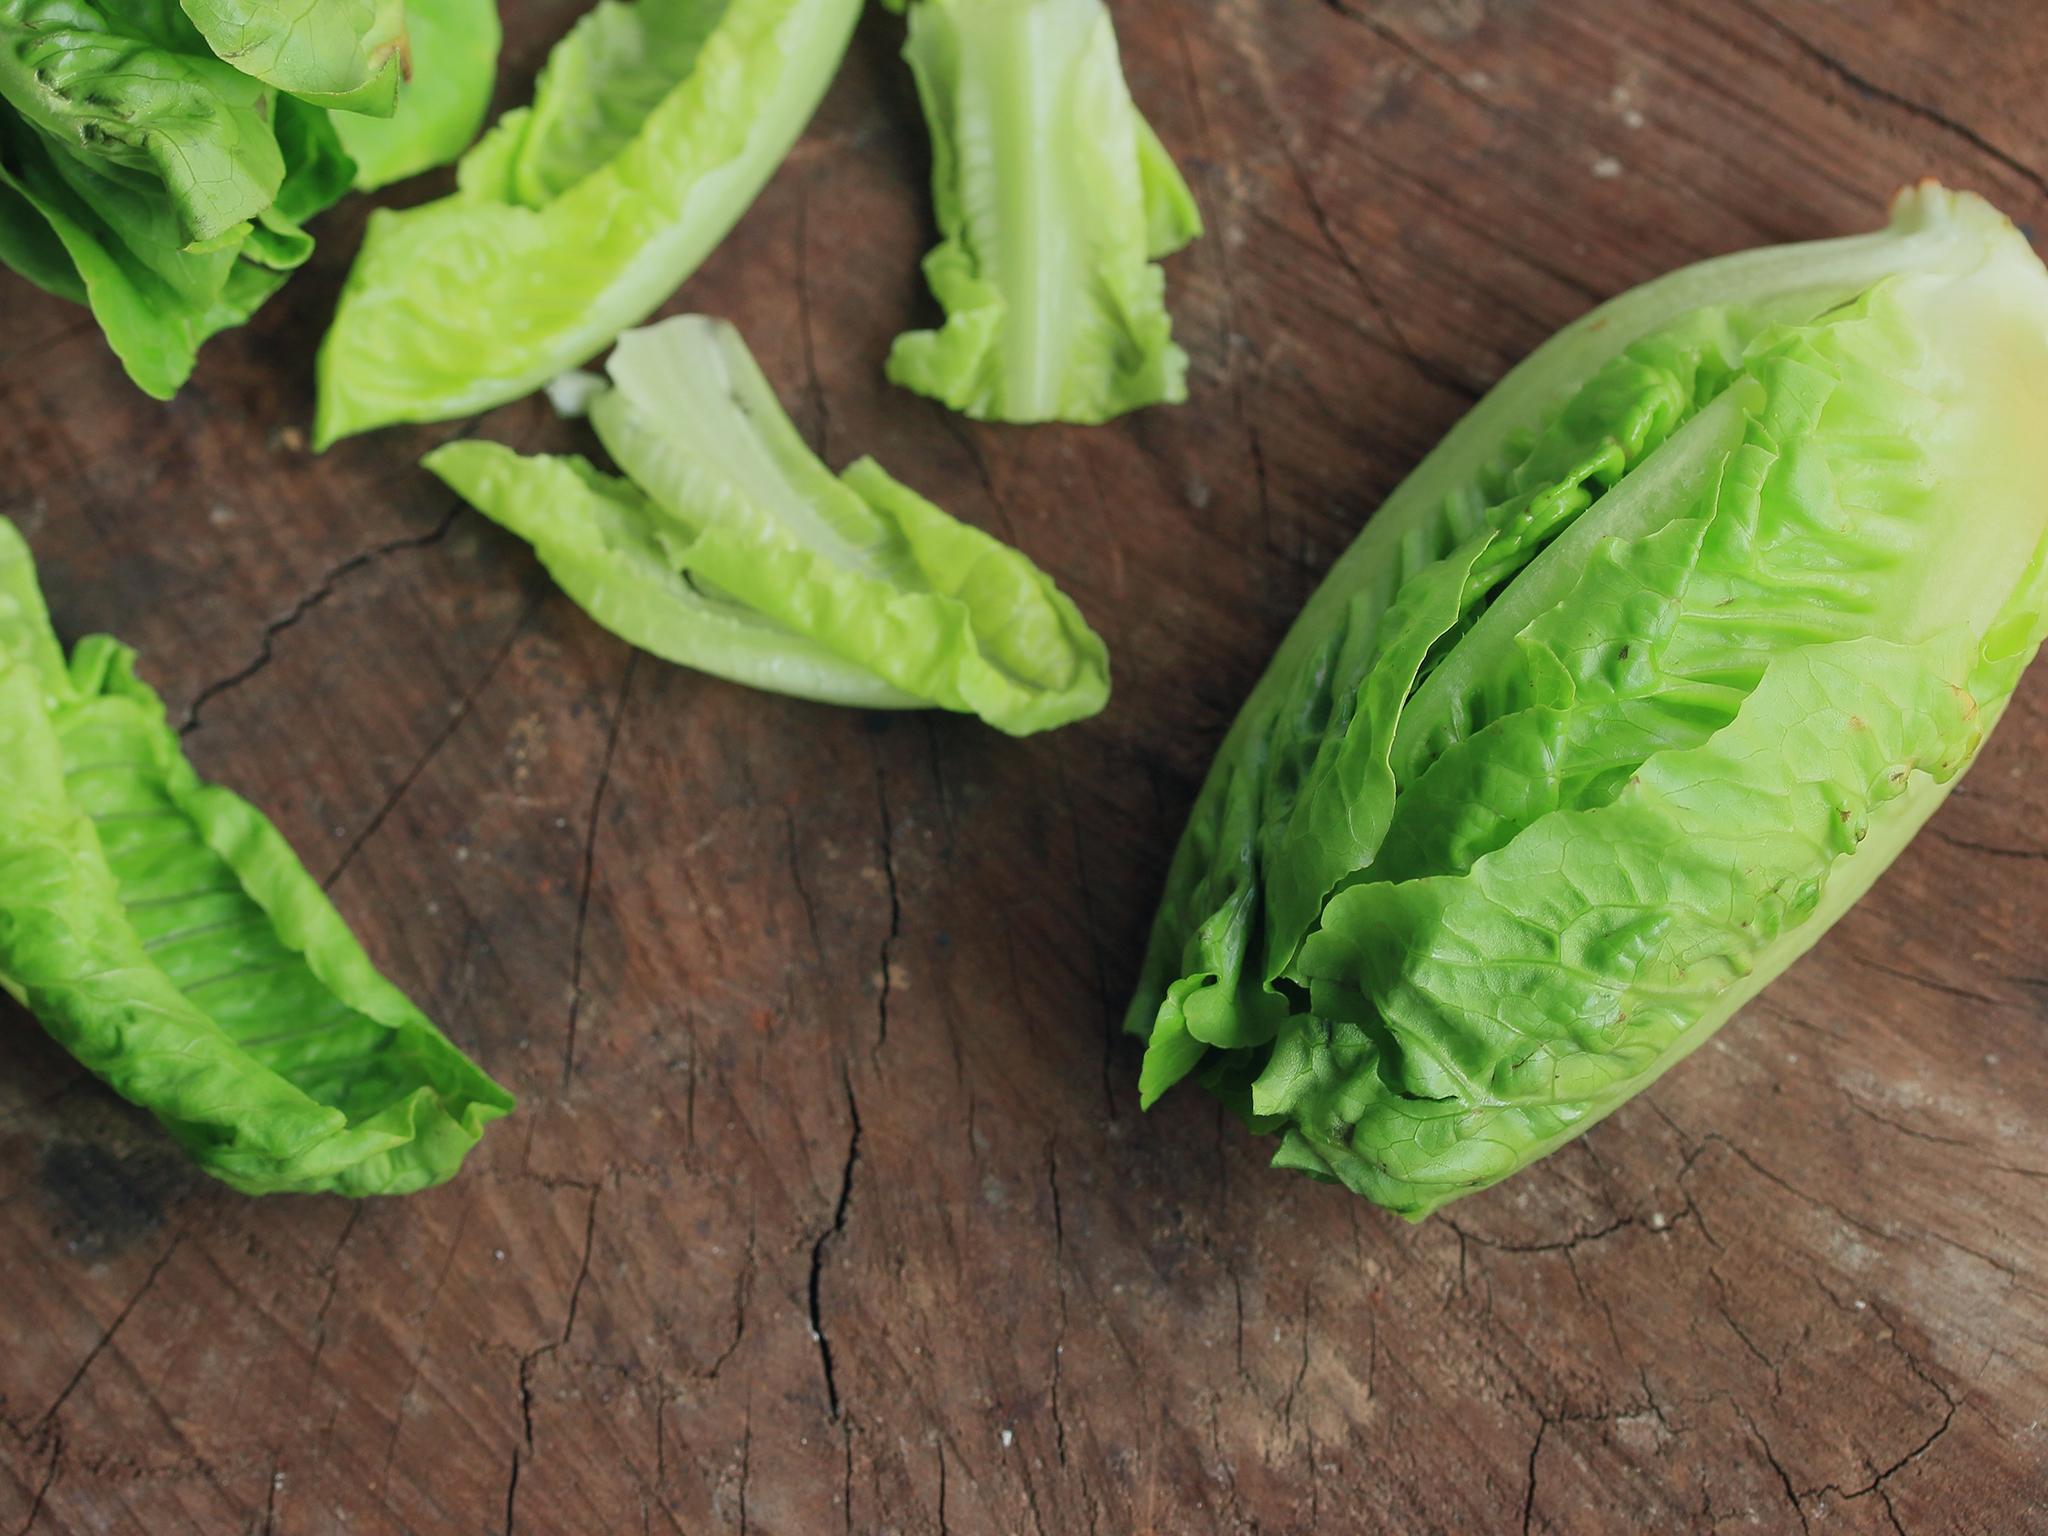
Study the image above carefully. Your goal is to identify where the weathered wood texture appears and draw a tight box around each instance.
[3,1,2046,1531]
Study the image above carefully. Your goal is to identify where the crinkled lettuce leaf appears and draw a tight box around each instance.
[0,518,512,1196]
[0,0,288,244]
[176,0,407,115]
[884,0,1200,423]
[1,0,499,394]
[1130,186,2048,1216]
[427,315,1110,735]
[332,0,499,189]
[313,0,863,446]
[0,95,349,396]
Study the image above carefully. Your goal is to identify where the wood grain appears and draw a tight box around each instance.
[2,2,2046,1531]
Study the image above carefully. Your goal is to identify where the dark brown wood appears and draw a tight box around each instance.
[3,2,2046,1531]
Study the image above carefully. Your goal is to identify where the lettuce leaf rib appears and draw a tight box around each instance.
[884,0,1200,424]
[0,520,511,1196]
[430,314,1111,736]
[1131,185,2048,1215]
[314,0,862,446]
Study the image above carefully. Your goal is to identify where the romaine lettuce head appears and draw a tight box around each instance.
[0,518,512,1196]
[313,0,864,446]
[427,314,1111,735]
[1129,185,2048,1218]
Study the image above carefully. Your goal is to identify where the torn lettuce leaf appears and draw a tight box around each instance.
[885,0,1200,424]
[0,517,512,1196]
[427,315,1110,734]
[1128,185,2048,1217]
[313,0,863,446]
[332,0,500,189]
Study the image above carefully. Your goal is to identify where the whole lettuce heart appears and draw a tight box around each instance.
[1129,186,2048,1217]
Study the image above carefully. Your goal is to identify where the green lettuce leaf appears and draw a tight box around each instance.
[0,518,511,1196]
[884,0,1200,423]
[331,0,499,189]
[427,314,1111,735]
[0,95,350,397]
[424,441,918,709]
[1130,185,2048,1216]
[313,0,863,446]
[0,0,287,244]
[176,0,406,115]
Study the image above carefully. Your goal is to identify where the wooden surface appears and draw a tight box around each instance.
[3,2,2047,1531]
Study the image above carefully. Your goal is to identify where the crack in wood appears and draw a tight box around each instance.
[324,589,544,892]
[1724,0,2048,202]
[807,1070,863,1421]
[36,1238,179,1429]
[180,506,464,737]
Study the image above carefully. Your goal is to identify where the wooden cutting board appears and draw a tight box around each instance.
[2,2,2044,1530]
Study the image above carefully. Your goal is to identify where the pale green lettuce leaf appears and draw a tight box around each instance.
[313,0,863,446]
[494,0,728,207]
[424,442,917,709]
[0,517,512,1196]
[885,0,1200,423]
[1130,186,2048,1215]
[332,0,499,189]
[176,0,406,114]
[429,315,1111,735]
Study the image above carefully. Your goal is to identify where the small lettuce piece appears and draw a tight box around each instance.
[0,518,512,1196]
[427,315,1110,734]
[0,0,288,244]
[1130,186,2048,1215]
[332,0,500,190]
[176,0,407,115]
[884,0,1200,424]
[313,0,863,446]
[0,96,350,397]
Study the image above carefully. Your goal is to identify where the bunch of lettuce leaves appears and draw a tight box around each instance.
[427,315,1110,734]
[0,517,512,1194]
[0,0,499,398]
[314,0,865,446]
[884,0,1200,423]
[1128,185,2048,1217]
